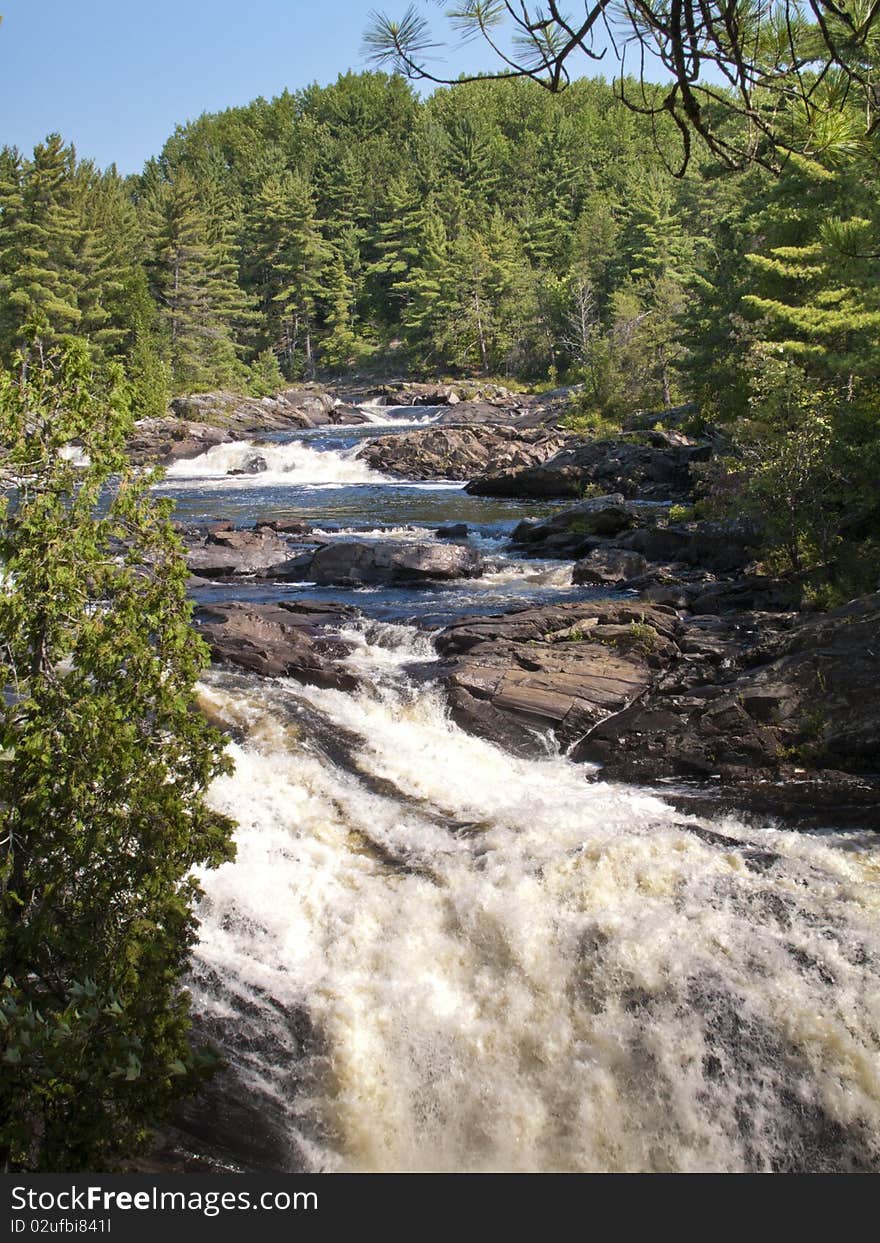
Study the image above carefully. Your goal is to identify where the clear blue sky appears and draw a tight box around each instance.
[0,0,544,175]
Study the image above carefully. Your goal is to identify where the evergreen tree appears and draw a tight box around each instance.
[742,155,880,389]
[0,136,82,354]
[146,169,246,391]
[244,172,331,378]
[0,336,235,1170]
[321,234,362,370]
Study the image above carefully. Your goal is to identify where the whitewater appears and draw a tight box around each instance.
[163,411,880,1174]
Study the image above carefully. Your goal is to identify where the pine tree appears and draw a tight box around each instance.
[742,155,880,389]
[0,136,82,354]
[321,235,361,370]
[366,176,430,317]
[434,213,534,374]
[146,169,246,391]
[244,172,331,378]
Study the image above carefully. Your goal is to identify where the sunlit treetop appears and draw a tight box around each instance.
[364,1,880,173]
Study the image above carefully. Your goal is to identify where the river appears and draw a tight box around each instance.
[154,407,880,1174]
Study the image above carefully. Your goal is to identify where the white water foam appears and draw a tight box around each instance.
[357,403,446,427]
[190,621,880,1174]
[164,440,391,487]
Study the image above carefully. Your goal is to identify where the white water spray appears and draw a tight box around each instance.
[190,622,880,1173]
[164,439,391,487]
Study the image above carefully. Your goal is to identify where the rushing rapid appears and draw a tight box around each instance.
[164,415,880,1174]
[188,624,880,1172]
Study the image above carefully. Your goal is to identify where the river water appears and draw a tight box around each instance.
[156,407,880,1173]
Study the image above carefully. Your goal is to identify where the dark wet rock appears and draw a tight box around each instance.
[573,547,649,585]
[195,600,359,688]
[227,454,268,476]
[309,539,484,586]
[467,438,709,500]
[358,424,568,481]
[436,523,469,539]
[436,592,880,823]
[185,527,310,580]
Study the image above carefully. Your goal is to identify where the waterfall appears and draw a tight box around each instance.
[186,621,880,1173]
[164,440,391,487]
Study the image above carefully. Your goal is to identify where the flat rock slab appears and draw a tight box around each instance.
[436,601,677,753]
[358,424,568,481]
[195,601,359,687]
[309,539,484,586]
[185,527,311,579]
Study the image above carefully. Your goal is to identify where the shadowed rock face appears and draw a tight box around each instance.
[509,497,766,590]
[467,438,710,500]
[434,594,880,824]
[358,424,568,480]
[309,539,484,586]
[185,527,313,580]
[194,601,359,687]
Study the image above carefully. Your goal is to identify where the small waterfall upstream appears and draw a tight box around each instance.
[164,439,392,487]
[185,621,880,1174]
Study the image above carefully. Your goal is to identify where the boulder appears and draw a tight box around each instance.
[512,494,633,546]
[127,419,231,467]
[195,601,358,688]
[309,540,484,586]
[358,424,568,481]
[227,454,268,476]
[572,548,649,585]
[617,518,762,573]
[185,527,309,579]
[467,438,709,500]
[436,523,469,539]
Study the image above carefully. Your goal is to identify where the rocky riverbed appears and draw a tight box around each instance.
[130,383,880,1175]
[132,384,880,830]
[125,385,879,835]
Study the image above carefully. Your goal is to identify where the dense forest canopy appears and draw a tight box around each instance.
[0,60,877,584]
[366,1,880,172]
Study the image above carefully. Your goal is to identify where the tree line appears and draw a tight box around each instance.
[2,66,877,593]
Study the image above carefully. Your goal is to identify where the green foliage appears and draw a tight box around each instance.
[248,347,285,397]
[0,337,235,1170]
[714,349,866,581]
[560,397,621,440]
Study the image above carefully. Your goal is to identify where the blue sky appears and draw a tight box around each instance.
[0,0,549,174]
